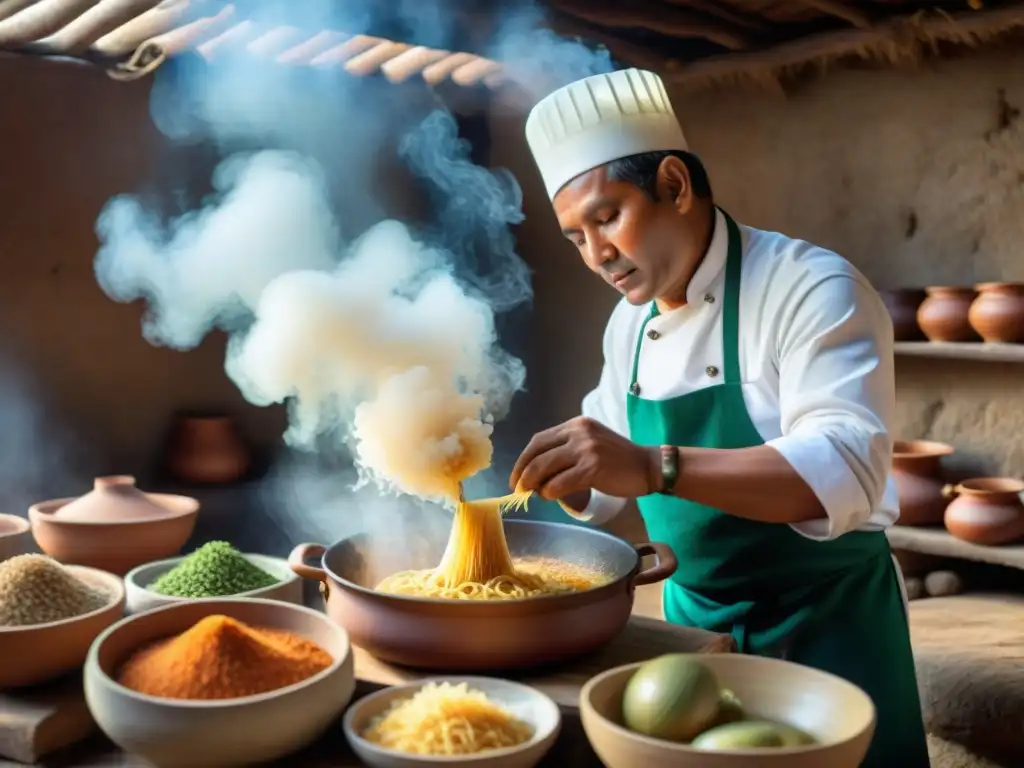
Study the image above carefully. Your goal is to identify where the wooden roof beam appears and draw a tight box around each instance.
[550,0,748,50]
[664,5,1024,87]
[546,11,681,72]
[798,0,872,29]
[662,0,771,34]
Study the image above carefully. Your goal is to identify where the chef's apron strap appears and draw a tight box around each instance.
[719,211,744,385]
[629,306,658,387]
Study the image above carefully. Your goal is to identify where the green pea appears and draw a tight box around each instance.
[149,541,279,597]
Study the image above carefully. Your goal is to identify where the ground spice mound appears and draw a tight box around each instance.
[116,615,333,700]
[0,554,111,627]
[149,541,279,598]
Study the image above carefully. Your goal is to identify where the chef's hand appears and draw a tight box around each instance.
[510,417,660,500]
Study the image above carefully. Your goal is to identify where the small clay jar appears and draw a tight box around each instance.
[878,288,926,341]
[165,415,251,485]
[967,282,1024,343]
[943,477,1024,546]
[917,286,979,342]
[891,440,955,526]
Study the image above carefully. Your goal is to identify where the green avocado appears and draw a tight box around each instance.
[714,688,746,726]
[620,655,722,742]
[691,720,787,750]
[691,719,816,750]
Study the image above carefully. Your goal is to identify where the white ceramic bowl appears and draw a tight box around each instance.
[343,676,562,768]
[84,598,355,768]
[123,553,302,614]
[0,565,125,689]
[580,654,876,768]
[0,513,31,562]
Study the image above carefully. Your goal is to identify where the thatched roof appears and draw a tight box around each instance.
[1,0,1023,91]
[546,0,1024,89]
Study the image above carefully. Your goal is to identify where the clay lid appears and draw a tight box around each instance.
[51,476,188,523]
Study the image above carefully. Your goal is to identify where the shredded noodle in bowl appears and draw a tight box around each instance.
[345,677,562,762]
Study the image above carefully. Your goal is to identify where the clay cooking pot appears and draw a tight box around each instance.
[29,476,199,575]
[943,477,1024,546]
[879,288,926,341]
[891,440,954,526]
[968,282,1024,343]
[917,286,978,342]
[288,520,677,671]
[165,414,251,485]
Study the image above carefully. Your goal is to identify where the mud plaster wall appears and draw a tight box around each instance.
[490,48,1024,538]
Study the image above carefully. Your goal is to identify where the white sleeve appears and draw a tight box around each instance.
[763,273,896,540]
[568,308,630,526]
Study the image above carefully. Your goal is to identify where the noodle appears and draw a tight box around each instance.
[362,681,534,756]
[375,485,606,600]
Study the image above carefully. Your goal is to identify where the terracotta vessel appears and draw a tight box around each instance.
[581,655,874,768]
[165,414,251,485]
[917,286,979,342]
[892,440,954,526]
[289,520,677,671]
[968,282,1024,343]
[879,288,926,341]
[0,513,31,562]
[943,477,1024,546]
[0,565,125,689]
[28,476,199,575]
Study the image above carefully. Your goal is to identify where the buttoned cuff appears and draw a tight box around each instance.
[560,490,626,526]
[765,434,871,541]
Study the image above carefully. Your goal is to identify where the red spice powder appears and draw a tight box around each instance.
[117,615,333,700]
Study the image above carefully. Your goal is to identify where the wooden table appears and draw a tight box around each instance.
[8,617,733,766]
[353,615,734,709]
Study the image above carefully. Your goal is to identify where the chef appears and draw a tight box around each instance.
[510,68,929,766]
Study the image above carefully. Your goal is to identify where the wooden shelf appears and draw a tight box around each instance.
[887,526,1024,571]
[894,342,1024,362]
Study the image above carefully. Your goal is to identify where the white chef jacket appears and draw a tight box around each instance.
[578,207,900,541]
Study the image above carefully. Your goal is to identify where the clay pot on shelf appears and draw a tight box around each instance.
[879,288,927,341]
[967,282,1024,343]
[165,414,251,485]
[943,477,1024,546]
[917,286,979,342]
[891,440,955,526]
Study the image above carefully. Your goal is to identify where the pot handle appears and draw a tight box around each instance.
[287,543,328,582]
[942,484,959,500]
[631,541,678,587]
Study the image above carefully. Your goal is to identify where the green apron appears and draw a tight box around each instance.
[628,211,930,767]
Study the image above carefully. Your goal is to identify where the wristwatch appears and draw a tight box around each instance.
[657,445,680,495]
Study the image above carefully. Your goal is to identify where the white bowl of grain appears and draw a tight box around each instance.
[343,676,562,768]
[0,555,125,689]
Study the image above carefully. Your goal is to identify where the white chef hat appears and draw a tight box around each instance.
[525,68,688,200]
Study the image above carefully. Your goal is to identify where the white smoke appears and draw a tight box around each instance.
[92,0,615,541]
[96,148,521,505]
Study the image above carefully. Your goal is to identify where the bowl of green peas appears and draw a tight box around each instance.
[124,541,302,614]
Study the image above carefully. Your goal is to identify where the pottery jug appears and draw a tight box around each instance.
[943,477,1024,546]
[891,440,954,526]
[968,282,1024,343]
[917,287,978,342]
[879,288,926,342]
[166,415,251,485]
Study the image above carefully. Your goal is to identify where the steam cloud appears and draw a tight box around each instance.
[92,1,614,540]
